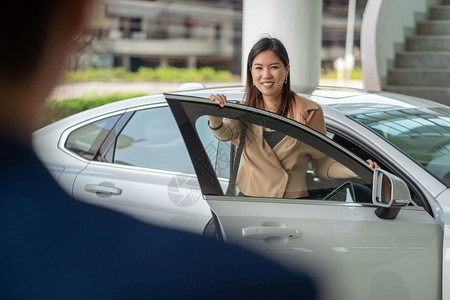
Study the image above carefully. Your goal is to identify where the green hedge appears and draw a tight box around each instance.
[64,66,234,82]
[65,66,361,82]
[37,93,145,129]
[320,67,362,80]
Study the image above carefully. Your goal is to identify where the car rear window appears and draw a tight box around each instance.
[65,115,121,159]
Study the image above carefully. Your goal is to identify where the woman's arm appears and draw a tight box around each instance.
[207,94,242,143]
[311,155,359,179]
[306,102,378,177]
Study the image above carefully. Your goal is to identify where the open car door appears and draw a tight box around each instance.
[165,93,441,300]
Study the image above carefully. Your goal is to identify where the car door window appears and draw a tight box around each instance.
[65,115,121,160]
[199,118,372,202]
[168,97,374,203]
[196,115,232,180]
[112,106,195,174]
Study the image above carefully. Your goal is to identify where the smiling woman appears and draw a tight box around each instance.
[243,37,293,116]
[248,49,290,111]
[207,37,377,198]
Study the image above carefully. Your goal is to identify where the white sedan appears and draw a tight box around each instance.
[33,85,449,299]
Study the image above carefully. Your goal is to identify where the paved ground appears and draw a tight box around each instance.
[49,79,363,100]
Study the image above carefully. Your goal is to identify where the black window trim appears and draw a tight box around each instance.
[94,111,134,163]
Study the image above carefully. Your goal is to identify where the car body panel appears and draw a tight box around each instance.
[436,188,450,300]
[73,161,211,233]
[206,196,442,300]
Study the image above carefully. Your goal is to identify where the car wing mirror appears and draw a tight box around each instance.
[372,169,411,220]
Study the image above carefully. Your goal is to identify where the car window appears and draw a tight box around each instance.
[65,115,121,160]
[191,107,373,203]
[328,130,424,207]
[349,107,450,186]
[196,115,232,180]
[113,106,195,174]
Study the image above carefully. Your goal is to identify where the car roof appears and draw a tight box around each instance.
[175,84,447,115]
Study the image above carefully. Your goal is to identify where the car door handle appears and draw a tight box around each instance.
[84,184,122,196]
[242,226,300,240]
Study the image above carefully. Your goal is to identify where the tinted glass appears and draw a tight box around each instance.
[113,106,195,174]
[196,115,232,179]
[350,107,450,185]
[65,115,120,159]
[194,112,373,202]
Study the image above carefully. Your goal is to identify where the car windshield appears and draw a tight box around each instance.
[349,107,450,186]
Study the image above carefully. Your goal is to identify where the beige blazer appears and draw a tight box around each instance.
[210,95,356,198]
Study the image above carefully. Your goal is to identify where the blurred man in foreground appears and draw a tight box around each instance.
[0,0,318,298]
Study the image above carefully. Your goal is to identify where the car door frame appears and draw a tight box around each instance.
[165,93,442,300]
[165,93,374,197]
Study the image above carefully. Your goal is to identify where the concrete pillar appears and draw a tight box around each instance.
[141,17,148,38]
[122,54,130,71]
[160,57,169,68]
[187,56,197,68]
[242,0,322,86]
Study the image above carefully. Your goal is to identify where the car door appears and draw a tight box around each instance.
[165,94,442,300]
[72,104,213,234]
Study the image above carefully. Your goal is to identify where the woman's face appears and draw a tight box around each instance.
[250,50,289,100]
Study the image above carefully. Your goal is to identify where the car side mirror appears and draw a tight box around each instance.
[372,169,411,220]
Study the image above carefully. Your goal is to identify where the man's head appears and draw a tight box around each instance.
[0,0,90,79]
[0,0,90,138]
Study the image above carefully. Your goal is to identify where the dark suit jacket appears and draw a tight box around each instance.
[0,136,318,299]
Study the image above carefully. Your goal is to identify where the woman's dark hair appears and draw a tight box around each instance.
[244,37,295,117]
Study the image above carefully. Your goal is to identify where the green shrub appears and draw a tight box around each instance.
[64,67,234,83]
[36,93,145,129]
[65,67,135,81]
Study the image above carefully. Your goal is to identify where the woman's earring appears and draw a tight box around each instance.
[284,78,288,84]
